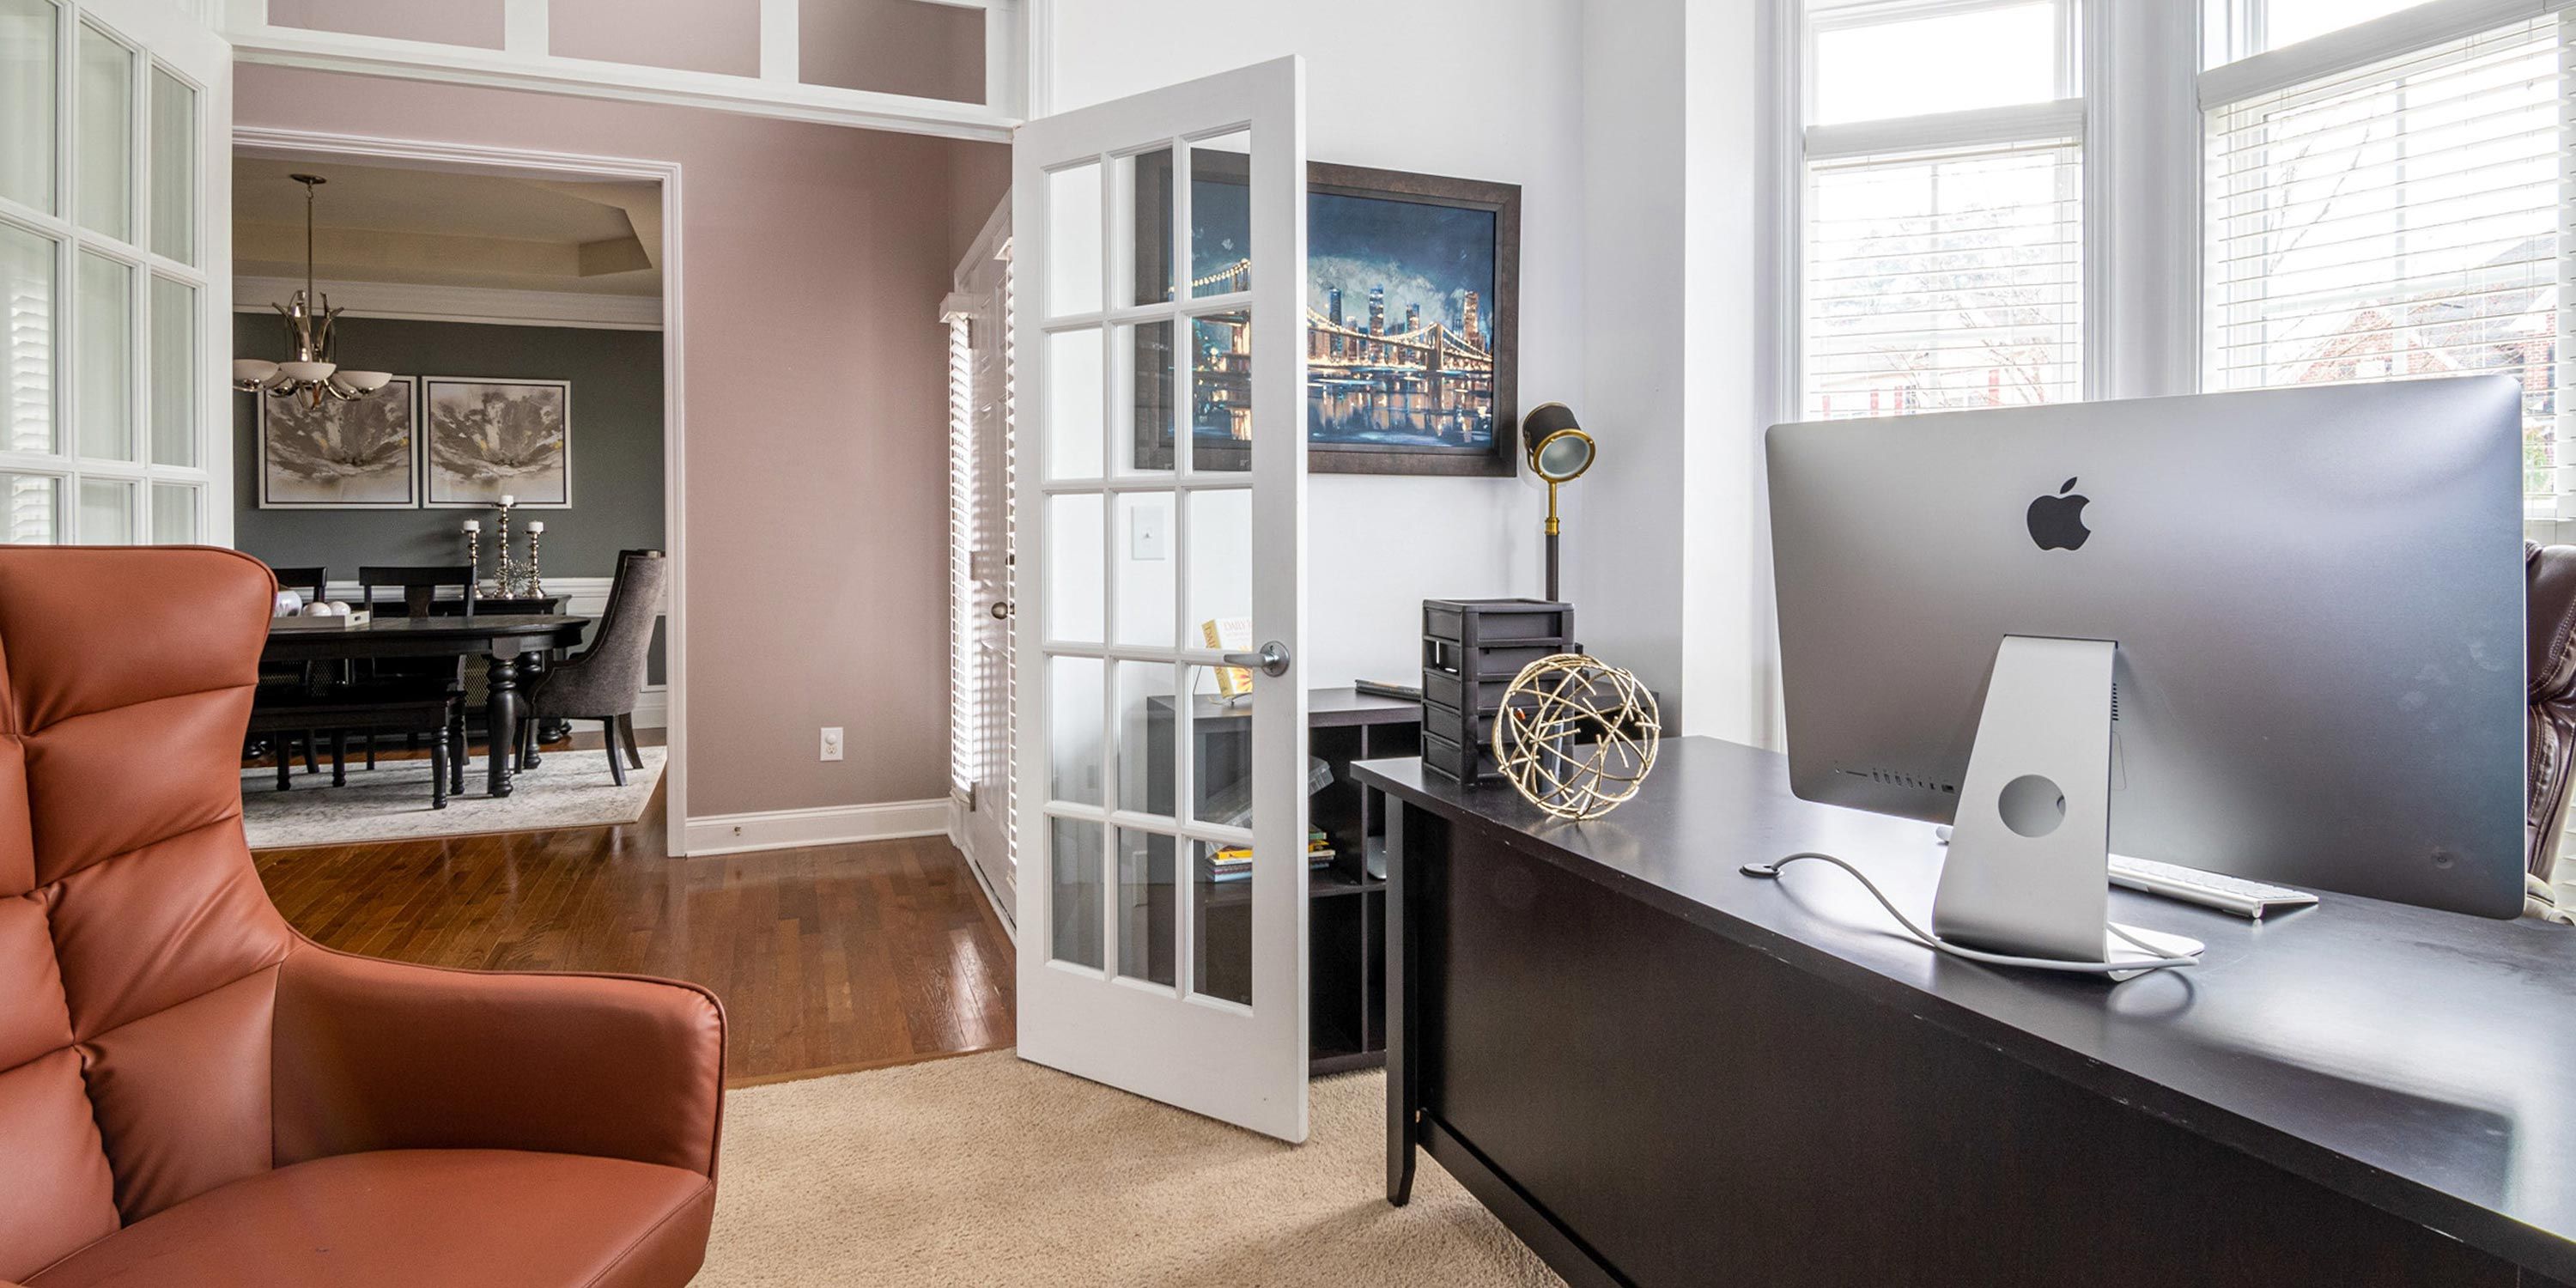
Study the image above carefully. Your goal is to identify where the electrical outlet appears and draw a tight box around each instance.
[820,726,844,762]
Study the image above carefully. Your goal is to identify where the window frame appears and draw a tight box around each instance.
[1777,0,2575,530]
[1787,0,2093,423]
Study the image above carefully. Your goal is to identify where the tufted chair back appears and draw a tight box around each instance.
[2528,544,2576,890]
[0,547,289,1275]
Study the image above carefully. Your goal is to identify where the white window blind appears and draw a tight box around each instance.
[2205,14,2572,507]
[1802,137,2085,419]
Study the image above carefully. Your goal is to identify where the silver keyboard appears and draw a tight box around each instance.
[2106,856,2318,920]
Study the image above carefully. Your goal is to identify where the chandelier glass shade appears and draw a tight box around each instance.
[234,173,392,406]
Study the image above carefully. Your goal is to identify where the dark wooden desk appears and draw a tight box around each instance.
[1356,737,2576,1288]
[264,614,589,799]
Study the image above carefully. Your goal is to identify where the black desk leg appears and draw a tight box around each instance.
[486,643,523,798]
[1386,792,1419,1206]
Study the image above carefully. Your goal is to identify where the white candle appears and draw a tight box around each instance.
[526,521,544,534]
[461,519,479,532]
[500,494,516,507]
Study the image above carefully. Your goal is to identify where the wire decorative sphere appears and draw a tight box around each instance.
[1491,653,1662,821]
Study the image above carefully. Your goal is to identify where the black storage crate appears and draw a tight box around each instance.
[1420,598,1573,785]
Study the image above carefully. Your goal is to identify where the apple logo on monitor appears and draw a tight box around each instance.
[2026,477,2092,551]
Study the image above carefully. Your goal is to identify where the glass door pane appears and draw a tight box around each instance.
[148,67,193,264]
[147,274,189,464]
[0,222,53,453]
[74,249,130,459]
[0,0,56,214]
[76,23,132,242]
[0,472,57,544]
[149,479,194,543]
[77,474,131,543]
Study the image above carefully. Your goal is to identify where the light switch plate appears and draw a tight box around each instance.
[820,726,844,762]
[1130,501,1168,561]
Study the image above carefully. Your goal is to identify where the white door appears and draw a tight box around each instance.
[0,0,228,548]
[1012,56,1310,1142]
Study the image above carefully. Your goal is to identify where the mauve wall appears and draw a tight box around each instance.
[237,65,1008,820]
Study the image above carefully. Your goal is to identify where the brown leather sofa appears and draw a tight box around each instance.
[0,548,724,1287]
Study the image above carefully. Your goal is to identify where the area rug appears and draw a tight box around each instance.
[240,746,665,849]
[698,1050,1564,1287]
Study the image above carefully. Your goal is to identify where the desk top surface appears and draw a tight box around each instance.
[1356,737,2576,1278]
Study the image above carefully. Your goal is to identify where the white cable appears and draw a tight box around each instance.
[1742,852,2200,975]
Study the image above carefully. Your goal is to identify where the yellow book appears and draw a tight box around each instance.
[1203,617,1255,696]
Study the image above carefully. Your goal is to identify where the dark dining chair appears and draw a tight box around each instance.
[355,564,476,780]
[520,550,666,786]
[255,563,331,781]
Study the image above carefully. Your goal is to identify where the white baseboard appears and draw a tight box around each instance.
[681,798,949,857]
[630,685,668,731]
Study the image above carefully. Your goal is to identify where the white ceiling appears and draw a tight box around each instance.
[234,156,663,297]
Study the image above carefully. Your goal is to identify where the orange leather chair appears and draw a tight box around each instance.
[0,548,724,1287]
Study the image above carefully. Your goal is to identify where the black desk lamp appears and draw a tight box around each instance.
[1523,402,1595,604]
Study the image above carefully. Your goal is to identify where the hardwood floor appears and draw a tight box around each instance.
[252,733,1017,1085]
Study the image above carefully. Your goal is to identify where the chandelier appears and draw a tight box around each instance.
[231,173,392,406]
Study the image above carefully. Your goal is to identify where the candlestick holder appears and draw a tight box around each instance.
[526,526,545,598]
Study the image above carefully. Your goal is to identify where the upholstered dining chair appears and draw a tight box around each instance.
[519,550,666,787]
[0,546,723,1286]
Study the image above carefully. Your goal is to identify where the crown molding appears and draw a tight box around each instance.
[234,275,664,330]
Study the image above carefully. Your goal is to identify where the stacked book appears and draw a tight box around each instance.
[1206,830,1336,883]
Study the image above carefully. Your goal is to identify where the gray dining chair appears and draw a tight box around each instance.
[519,550,666,786]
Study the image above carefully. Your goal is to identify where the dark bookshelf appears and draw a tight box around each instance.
[1145,685,1419,1072]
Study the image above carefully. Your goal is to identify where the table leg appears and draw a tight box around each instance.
[1385,793,1419,1206]
[486,643,523,798]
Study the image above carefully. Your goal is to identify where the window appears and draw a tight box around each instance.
[1798,0,2085,420]
[0,2,210,544]
[1788,0,2574,528]
[2204,3,2571,515]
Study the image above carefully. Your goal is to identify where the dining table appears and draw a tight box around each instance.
[262,613,592,798]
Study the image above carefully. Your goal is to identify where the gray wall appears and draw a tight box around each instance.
[234,314,665,580]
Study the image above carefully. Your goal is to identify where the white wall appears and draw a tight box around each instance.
[1047,0,1586,690]
[1565,0,1770,744]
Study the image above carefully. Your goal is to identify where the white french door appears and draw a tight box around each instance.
[1012,56,1310,1142]
[0,0,228,547]
[952,222,1014,915]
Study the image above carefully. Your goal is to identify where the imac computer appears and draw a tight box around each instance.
[1763,376,2528,973]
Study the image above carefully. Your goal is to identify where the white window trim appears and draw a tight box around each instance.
[219,0,1026,143]
[2200,0,2573,107]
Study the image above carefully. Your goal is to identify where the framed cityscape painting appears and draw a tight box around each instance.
[1125,156,1520,477]
[257,376,419,508]
[422,377,572,507]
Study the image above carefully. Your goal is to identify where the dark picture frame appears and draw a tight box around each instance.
[421,377,574,508]
[256,375,420,509]
[1129,155,1521,477]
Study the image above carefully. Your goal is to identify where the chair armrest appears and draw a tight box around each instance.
[270,941,725,1178]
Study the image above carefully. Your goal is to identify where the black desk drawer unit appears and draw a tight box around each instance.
[1420,598,1572,785]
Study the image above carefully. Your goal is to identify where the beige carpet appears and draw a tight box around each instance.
[698,1050,1564,1287]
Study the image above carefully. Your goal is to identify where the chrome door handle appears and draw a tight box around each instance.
[1222,641,1291,677]
[990,601,1012,619]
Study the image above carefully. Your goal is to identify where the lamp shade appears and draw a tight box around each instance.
[335,370,394,393]
[232,359,279,386]
[1522,402,1595,483]
[277,361,337,383]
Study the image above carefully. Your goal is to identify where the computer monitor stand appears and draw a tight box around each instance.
[1932,635,2204,975]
